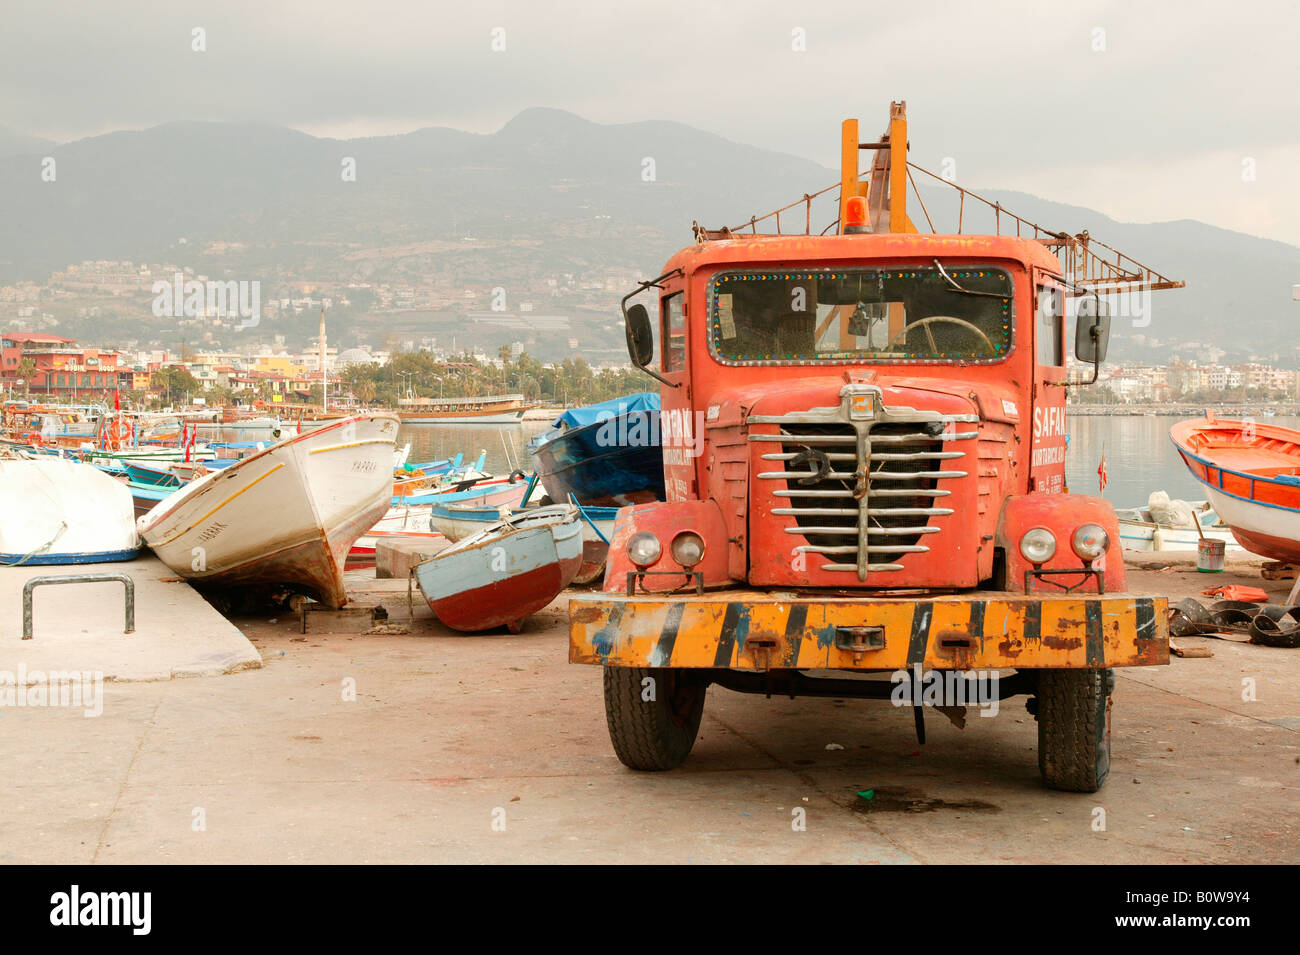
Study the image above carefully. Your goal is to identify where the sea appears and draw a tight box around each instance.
[1064,415,1300,507]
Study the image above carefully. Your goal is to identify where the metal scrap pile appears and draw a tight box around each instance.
[1168,598,1300,649]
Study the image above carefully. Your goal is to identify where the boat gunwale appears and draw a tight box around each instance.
[139,413,398,530]
[1170,421,1300,513]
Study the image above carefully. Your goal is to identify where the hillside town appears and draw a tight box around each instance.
[6,319,1300,412]
[0,257,641,366]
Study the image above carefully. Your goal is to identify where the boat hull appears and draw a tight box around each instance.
[1171,415,1300,563]
[415,513,582,632]
[401,411,528,425]
[532,412,664,507]
[0,458,139,565]
[1201,488,1300,563]
[1117,518,1242,553]
[137,414,398,607]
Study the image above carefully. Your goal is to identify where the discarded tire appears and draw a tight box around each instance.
[1168,598,1211,636]
[1249,605,1300,648]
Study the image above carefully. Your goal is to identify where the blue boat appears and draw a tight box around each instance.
[530,393,664,507]
[126,462,182,488]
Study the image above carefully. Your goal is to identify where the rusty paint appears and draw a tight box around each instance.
[570,605,604,625]
[571,591,1168,671]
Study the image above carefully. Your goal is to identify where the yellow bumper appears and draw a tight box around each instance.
[569,590,1168,670]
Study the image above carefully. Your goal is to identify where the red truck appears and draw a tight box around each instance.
[569,103,1175,791]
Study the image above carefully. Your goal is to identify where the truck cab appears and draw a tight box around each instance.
[569,105,1171,792]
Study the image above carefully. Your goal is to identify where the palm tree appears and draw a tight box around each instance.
[16,357,36,398]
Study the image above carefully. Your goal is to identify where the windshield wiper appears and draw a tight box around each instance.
[933,259,1009,299]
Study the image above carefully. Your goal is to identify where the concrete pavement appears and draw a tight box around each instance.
[0,558,1295,864]
[0,555,261,682]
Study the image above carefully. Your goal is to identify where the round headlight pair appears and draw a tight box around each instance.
[1019,524,1109,565]
[627,531,706,570]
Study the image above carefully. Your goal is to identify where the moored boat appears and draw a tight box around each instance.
[1170,414,1300,563]
[1114,501,1243,553]
[0,458,139,564]
[137,413,399,607]
[397,393,537,425]
[414,505,583,632]
[530,392,664,506]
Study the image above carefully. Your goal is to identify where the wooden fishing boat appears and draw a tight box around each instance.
[397,393,537,425]
[1114,506,1243,553]
[426,483,541,541]
[137,413,399,607]
[530,393,664,506]
[414,505,583,632]
[0,458,139,564]
[125,479,176,519]
[1170,414,1300,563]
[395,475,527,508]
[346,503,438,568]
[428,498,616,584]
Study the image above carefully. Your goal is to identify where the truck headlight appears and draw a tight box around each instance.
[670,531,705,568]
[627,531,662,569]
[1019,527,1057,565]
[1071,523,1109,561]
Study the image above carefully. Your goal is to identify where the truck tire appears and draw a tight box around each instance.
[1036,668,1113,792]
[603,666,706,771]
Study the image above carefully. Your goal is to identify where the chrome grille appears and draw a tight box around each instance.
[750,387,975,581]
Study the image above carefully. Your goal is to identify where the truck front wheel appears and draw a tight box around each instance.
[1035,668,1113,792]
[603,666,706,771]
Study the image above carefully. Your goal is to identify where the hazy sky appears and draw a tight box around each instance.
[4,0,1299,246]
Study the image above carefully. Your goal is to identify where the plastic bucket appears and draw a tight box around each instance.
[1197,538,1226,573]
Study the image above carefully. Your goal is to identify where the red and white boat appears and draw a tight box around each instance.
[137,414,399,607]
[1170,414,1300,563]
[346,504,443,569]
[413,505,583,633]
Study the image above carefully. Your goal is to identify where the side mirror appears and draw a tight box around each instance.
[625,303,654,368]
[1075,295,1111,364]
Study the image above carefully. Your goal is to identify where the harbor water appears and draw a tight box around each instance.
[1065,414,1300,507]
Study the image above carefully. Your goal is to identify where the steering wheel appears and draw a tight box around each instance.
[885,315,996,357]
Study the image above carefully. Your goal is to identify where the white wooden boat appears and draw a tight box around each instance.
[1114,499,1243,553]
[1116,513,1243,553]
[0,458,139,564]
[137,414,399,607]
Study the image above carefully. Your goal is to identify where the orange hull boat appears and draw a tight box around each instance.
[1170,414,1300,563]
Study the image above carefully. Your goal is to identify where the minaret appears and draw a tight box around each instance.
[319,304,327,413]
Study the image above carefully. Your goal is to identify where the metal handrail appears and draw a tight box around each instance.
[22,573,135,640]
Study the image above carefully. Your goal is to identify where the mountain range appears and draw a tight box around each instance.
[2,108,1296,362]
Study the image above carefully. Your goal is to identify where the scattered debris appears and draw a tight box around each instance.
[1260,562,1298,581]
[1170,640,1213,658]
[1200,585,1268,602]
[1168,597,1300,647]
[825,743,844,751]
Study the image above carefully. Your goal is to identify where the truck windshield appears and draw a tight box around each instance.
[707,266,1014,364]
